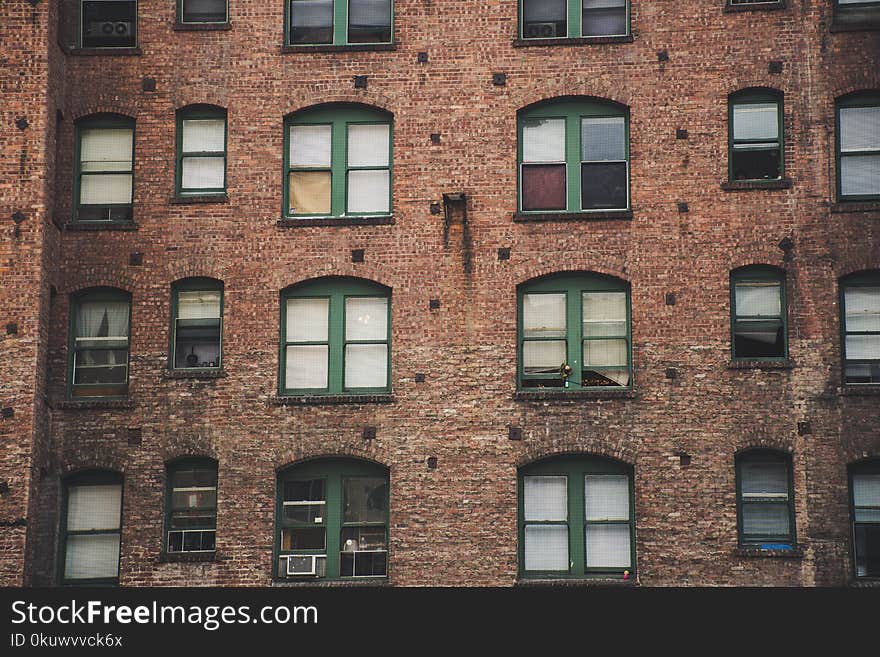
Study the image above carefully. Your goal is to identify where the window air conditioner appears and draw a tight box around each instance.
[87,22,132,38]
[284,554,323,576]
[524,22,557,39]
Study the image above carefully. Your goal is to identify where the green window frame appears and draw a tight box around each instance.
[518,272,632,390]
[840,270,880,385]
[79,0,137,49]
[730,266,788,361]
[175,106,227,197]
[165,458,218,554]
[728,89,784,182]
[849,460,880,579]
[735,450,796,548]
[280,277,391,396]
[517,99,630,214]
[519,0,630,40]
[59,470,123,586]
[518,455,635,579]
[275,458,389,580]
[834,0,880,25]
[836,92,880,202]
[74,114,135,223]
[170,278,223,371]
[283,105,393,219]
[285,0,394,46]
[178,0,228,24]
[68,287,132,399]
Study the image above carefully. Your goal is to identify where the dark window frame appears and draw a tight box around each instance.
[79,0,138,49]
[735,450,796,547]
[840,270,880,385]
[728,89,784,183]
[518,0,630,40]
[164,458,218,555]
[169,278,224,372]
[175,105,228,197]
[836,92,880,202]
[730,265,788,361]
[74,114,135,224]
[849,459,880,579]
[178,0,229,24]
[284,0,394,47]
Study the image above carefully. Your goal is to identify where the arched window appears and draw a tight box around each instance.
[175,105,227,197]
[518,272,631,390]
[164,458,218,554]
[517,98,629,214]
[75,114,134,223]
[735,450,795,548]
[60,470,123,585]
[68,288,131,398]
[280,277,391,395]
[849,460,880,579]
[283,105,392,219]
[170,278,223,371]
[840,270,880,385]
[276,458,389,580]
[730,266,787,360]
[518,455,635,579]
[836,92,880,202]
[728,89,783,182]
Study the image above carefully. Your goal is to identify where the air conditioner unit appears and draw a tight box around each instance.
[524,22,557,39]
[283,554,324,577]
[87,21,132,38]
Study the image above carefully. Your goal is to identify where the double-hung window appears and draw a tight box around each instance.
[518,99,629,214]
[836,93,880,201]
[170,279,223,370]
[75,115,134,223]
[178,0,228,24]
[80,1,137,48]
[850,461,880,579]
[60,471,123,585]
[176,106,227,196]
[287,0,392,46]
[730,266,787,360]
[284,106,392,218]
[520,0,629,40]
[277,458,388,580]
[519,272,631,389]
[69,289,131,398]
[735,451,795,548]
[840,271,880,385]
[833,0,880,28]
[280,277,390,395]
[165,460,218,554]
[729,90,783,182]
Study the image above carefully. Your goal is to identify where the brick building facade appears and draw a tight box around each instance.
[1,0,878,587]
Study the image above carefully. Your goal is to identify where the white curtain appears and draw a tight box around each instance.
[845,288,880,332]
[742,505,789,536]
[182,119,224,153]
[841,155,880,198]
[840,106,880,152]
[584,475,629,521]
[583,339,627,367]
[178,291,221,320]
[524,476,567,521]
[290,124,332,167]
[741,461,788,497]
[348,170,390,213]
[290,0,333,27]
[523,293,566,338]
[524,525,568,571]
[80,128,132,172]
[348,124,390,167]
[583,292,626,336]
[733,103,778,141]
[523,0,565,23]
[854,474,880,522]
[581,117,626,161]
[344,344,387,388]
[76,301,129,339]
[846,335,880,360]
[67,484,122,531]
[64,534,120,580]
[522,119,565,163]
[523,340,566,371]
[80,174,132,205]
[286,298,329,342]
[285,345,328,388]
[736,283,782,317]
[585,525,631,568]
[349,0,391,27]
[345,297,387,340]
[182,157,225,189]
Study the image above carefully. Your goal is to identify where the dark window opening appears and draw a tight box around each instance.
[348,0,392,43]
[289,0,334,44]
[82,1,137,48]
[181,0,227,23]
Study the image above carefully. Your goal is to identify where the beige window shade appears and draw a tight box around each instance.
[290,171,331,214]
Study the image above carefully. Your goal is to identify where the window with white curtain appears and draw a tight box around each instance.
[171,279,223,370]
[70,289,131,398]
[841,271,880,384]
[850,461,880,579]
[76,115,134,223]
[520,456,634,578]
[520,0,628,39]
[731,266,787,360]
[61,472,123,584]
[836,94,880,201]
[176,106,226,195]
[735,451,795,547]
[281,278,390,395]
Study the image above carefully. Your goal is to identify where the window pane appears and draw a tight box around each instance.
[182,0,227,22]
[522,118,565,162]
[175,319,221,368]
[289,171,332,214]
[742,503,790,537]
[81,1,136,48]
[171,490,217,511]
[846,335,880,360]
[854,473,880,507]
[67,484,122,531]
[178,291,221,320]
[344,344,387,388]
[524,475,567,521]
[80,128,133,171]
[76,301,130,339]
[171,467,217,489]
[347,169,390,213]
[64,534,120,579]
[845,288,880,332]
[841,154,880,197]
[290,124,332,167]
[734,319,784,358]
[735,282,782,317]
[582,0,627,37]
[583,338,627,367]
[289,0,333,44]
[581,162,627,209]
[80,174,132,204]
[522,164,566,210]
[345,297,388,341]
[283,527,326,550]
[855,524,880,578]
[524,525,569,571]
[73,350,128,384]
[840,106,880,152]
[523,293,566,338]
[284,479,325,502]
[343,477,388,523]
[341,526,387,551]
[583,292,626,337]
[522,0,566,38]
[182,157,225,189]
[286,298,329,342]
[582,367,630,387]
[581,116,626,161]
[523,340,567,374]
[731,147,781,181]
[182,119,225,153]
[348,0,392,43]
[348,124,390,167]
[340,548,387,577]
[741,460,788,497]
[285,345,329,389]
[584,475,629,520]
[585,524,631,568]
[733,103,779,141]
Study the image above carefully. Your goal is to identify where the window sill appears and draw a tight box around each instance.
[281,42,397,54]
[727,359,793,370]
[830,201,880,213]
[65,222,139,232]
[512,35,633,47]
[172,22,233,32]
[271,394,395,405]
[516,577,636,587]
[162,369,226,380]
[170,193,229,204]
[848,578,880,587]
[67,47,143,56]
[513,210,633,223]
[514,389,637,401]
[840,385,880,396]
[272,578,390,587]
[158,551,218,563]
[723,1,786,13]
[277,215,394,228]
[732,545,804,559]
[830,21,880,33]
[721,178,792,191]
[56,399,136,410]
